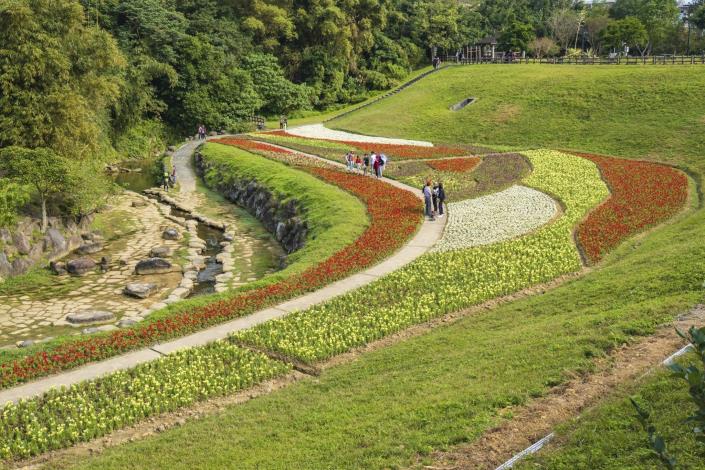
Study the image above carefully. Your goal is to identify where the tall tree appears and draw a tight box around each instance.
[0,147,68,232]
[611,0,679,53]
[549,7,582,52]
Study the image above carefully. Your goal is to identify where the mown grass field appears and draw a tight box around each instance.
[40,65,705,469]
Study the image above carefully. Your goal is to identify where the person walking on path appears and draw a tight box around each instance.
[363,153,370,176]
[355,154,362,173]
[379,153,387,178]
[423,180,434,220]
[170,166,177,186]
[432,183,439,214]
[372,152,381,178]
[436,182,446,217]
[162,171,171,192]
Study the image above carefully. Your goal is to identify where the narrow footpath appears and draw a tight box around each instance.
[0,137,446,404]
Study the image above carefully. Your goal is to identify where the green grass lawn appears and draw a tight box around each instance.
[33,65,705,469]
[332,65,705,170]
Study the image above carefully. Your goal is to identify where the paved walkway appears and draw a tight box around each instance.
[286,123,434,147]
[0,139,446,405]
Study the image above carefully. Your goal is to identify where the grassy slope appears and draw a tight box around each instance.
[516,363,701,470]
[46,66,705,469]
[332,65,705,170]
[199,143,368,272]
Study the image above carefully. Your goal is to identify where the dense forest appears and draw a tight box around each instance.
[0,0,704,227]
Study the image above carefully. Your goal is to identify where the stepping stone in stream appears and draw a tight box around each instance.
[162,228,181,240]
[135,257,178,275]
[66,257,96,276]
[124,282,158,299]
[66,310,115,325]
[75,241,103,255]
[149,246,172,258]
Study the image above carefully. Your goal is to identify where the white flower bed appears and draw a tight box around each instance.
[286,124,434,147]
[433,185,558,252]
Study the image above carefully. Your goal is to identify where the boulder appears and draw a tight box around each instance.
[16,340,35,348]
[11,257,33,276]
[132,199,148,208]
[67,257,96,276]
[0,253,11,277]
[76,241,103,255]
[162,228,180,240]
[13,232,31,255]
[82,325,118,335]
[135,257,174,275]
[66,310,115,324]
[117,318,140,328]
[49,261,67,275]
[223,233,235,242]
[46,228,67,254]
[124,282,158,299]
[149,246,171,258]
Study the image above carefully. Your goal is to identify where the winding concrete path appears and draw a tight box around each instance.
[0,137,446,405]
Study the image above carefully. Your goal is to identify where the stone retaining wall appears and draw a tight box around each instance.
[194,151,307,254]
[0,216,94,279]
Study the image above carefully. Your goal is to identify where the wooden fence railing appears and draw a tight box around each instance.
[442,55,705,65]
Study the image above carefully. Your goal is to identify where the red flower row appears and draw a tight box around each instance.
[427,157,481,173]
[269,130,467,159]
[0,146,422,389]
[575,152,688,264]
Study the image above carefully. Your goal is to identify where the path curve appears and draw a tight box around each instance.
[0,137,445,405]
[285,123,434,147]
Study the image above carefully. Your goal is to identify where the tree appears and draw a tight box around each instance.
[585,6,611,54]
[611,0,679,54]
[601,17,648,55]
[500,21,536,51]
[549,7,582,53]
[528,36,559,57]
[241,54,311,115]
[691,3,705,31]
[0,0,125,161]
[0,147,68,232]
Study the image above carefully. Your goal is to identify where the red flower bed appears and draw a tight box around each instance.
[575,152,688,264]
[268,130,467,159]
[0,148,421,389]
[217,138,294,154]
[427,157,481,173]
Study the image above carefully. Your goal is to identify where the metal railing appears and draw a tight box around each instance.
[441,54,705,65]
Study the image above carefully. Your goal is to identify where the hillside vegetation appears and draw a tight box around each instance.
[52,66,705,469]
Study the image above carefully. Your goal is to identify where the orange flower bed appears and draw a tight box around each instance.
[574,152,688,264]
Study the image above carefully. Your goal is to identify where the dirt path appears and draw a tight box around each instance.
[418,305,705,470]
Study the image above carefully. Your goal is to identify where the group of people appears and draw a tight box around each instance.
[162,165,177,192]
[197,124,208,140]
[432,56,443,69]
[423,179,446,221]
[344,151,387,178]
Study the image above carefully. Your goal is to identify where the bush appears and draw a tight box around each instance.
[0,180,29,227]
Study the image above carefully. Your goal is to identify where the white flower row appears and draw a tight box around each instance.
[286,124,434,147]
[433,185,559,252]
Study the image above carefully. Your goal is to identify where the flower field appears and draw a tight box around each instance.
[0,145,421,389]
[433,185,558,252]
[0,343,289,460]
[234,150,610,362]
[426,157,481,173]
[574,153,689,264]
[250,131,477,161]
[386,153,531,202]
[211,137,336,169]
